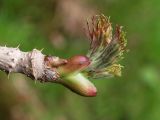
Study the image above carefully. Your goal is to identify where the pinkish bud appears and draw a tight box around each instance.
[58,55,90,75]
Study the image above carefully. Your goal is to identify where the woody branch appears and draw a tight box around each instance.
[0,46,67,83]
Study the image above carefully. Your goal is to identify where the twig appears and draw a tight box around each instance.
[0,46,66,83]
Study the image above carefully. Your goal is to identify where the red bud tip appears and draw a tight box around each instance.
[87,86,97,97]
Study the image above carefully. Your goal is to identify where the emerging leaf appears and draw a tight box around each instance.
[54,14,127,97]
[84,14,127,78]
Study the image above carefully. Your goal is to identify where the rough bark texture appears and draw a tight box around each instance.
[0,46,63,82]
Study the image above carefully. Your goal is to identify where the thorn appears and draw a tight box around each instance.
[7,71,11,79]
[16,44,20,48]
[40,48,44,52]
[34,79,37,84]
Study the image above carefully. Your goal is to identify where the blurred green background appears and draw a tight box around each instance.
[0,0,160,120]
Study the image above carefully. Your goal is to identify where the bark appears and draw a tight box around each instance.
[0,46,66,83]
